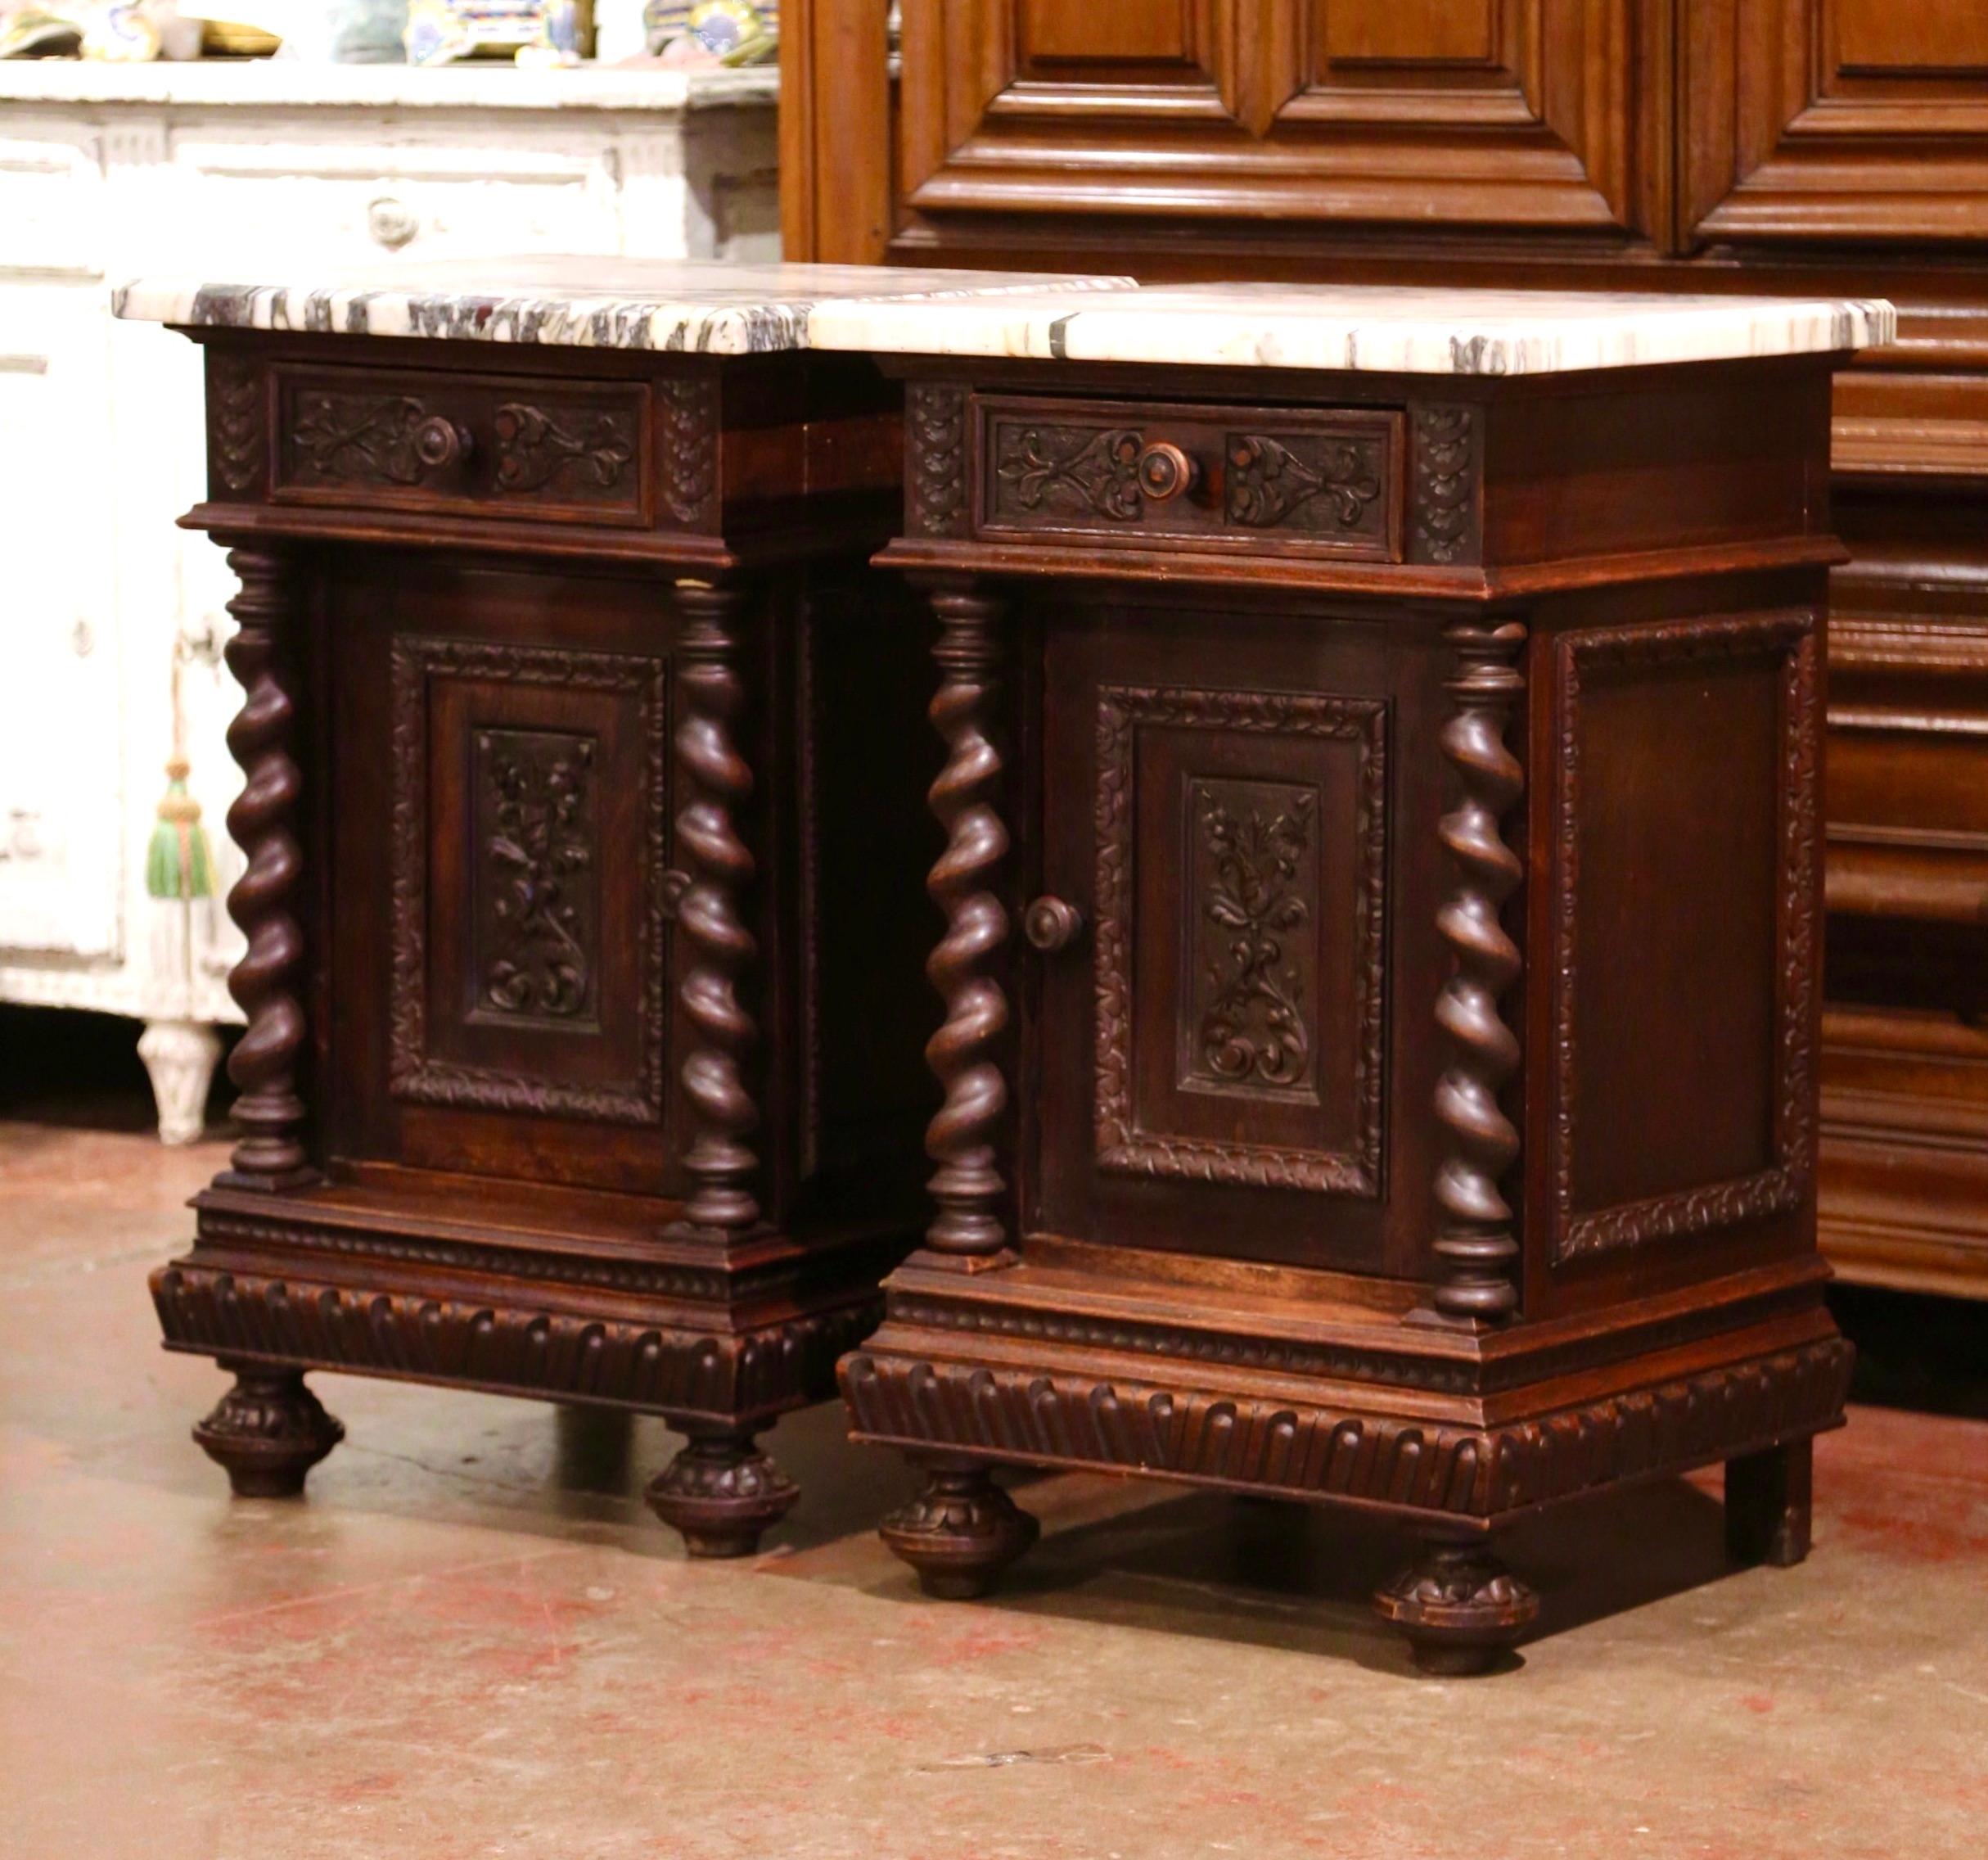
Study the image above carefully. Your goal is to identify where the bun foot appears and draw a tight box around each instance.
[1373,1537,1538,1677]
[880,1460,1039,1600]
[192,1362,344,1498]
[645,1427,797,1558]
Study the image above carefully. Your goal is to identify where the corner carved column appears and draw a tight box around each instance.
[1430,617,1527,1322]
[672,577,763,1237]
[218,544,314,1190]
[921,579,1013,1263]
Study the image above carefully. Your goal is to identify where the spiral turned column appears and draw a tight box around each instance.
[673,579,762,1236]
[219,546,313,1189]
[1430,618,1528,1322]
[922,581,1013,1262]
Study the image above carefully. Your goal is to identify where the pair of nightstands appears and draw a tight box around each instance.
[117,262,1885,1672]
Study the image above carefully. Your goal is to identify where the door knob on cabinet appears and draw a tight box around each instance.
[413,416,472,470]
[1023,896,1085,952]
[1136,440,1199,502]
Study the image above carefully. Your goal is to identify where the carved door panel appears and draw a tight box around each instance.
[1684,0,1988,245]
[899,0,1661,245]
[330,555,686,1199]
[1031,602,1443,1275]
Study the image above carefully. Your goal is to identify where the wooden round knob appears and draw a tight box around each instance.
[1023,896,1084,953]
[414,416,470,470]
[1136,440,1199,502]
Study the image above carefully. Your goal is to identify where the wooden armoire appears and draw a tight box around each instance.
[782,0,1988,1301]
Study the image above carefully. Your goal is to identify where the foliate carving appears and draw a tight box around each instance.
[924,583,1013,1257]
[645,1429,798,1558]
[878,1465,1040,1600]
[840,1336,1855,1521]
[1550,614,1819,1262]
[1226,434,1383,531]
[1431,621,1527,1322]
[673,581,763,1235]
[1373,1542,1539,1673]
[210,359,265,494]
[1411,406,1477,565]
[1192,779,1316,1092]
[153,1263,881,1417]
[494,402,637,494]
[476,728,597,1020]
[219,548,312,1186]
[388,638,669,1125]
[994,423,1143,521]
[1094,686,1387,1195]
[290,391,431,485]
[658,374,719,525]
[908,383,968,538]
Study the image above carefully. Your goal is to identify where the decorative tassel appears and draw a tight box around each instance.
[146,754,216,902]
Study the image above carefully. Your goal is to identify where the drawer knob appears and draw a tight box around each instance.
[413,416,471,471]
[1023,896,1085,953]
[1136,440,1199,503]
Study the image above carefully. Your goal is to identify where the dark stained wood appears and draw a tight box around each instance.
[841,350,1851,1674]
[782,0,1988,1302]
[151,331,934,1555]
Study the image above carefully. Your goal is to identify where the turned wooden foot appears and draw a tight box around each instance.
[879,1460,1039,1600]
[645,1425,797,1558]
[1373,1534,1539,1676]
[192,1361,344,1498]
[1726,1438,1814,1569]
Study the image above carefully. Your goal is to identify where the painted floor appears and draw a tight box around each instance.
[1,1114,1984,1860]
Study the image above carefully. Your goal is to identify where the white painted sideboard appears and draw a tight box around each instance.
[0,61,778,1138]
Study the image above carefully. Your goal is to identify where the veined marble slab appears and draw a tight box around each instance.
[806,282,1896,375]
[111,260,1133,356]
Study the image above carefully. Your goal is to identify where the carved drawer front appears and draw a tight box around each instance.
[269,364,650,525]
[973,395,1402,559]
[387,636,674,1132]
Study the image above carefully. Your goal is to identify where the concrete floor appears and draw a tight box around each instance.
[2,1115,1984,1860]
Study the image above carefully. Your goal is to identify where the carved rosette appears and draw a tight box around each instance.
[922,583,1013,1259]
[1431,620,1528,1321]
[673,580,762,1235]
[219,547,313,1187]
[909,383,969,537]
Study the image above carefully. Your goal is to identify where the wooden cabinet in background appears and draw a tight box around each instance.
[784,0,1988,1298]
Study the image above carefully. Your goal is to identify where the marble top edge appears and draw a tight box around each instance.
[110,263,1137,355]
[110,264,1896,372]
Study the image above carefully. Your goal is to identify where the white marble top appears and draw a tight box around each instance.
[111,259,1133,354]
[0,61,778,114]
[807,282,1896,375]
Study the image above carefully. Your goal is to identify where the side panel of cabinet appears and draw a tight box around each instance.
[1684,0,1988,244]
[1030,594,1447,1276]
[896,0,1664,245]
[327,553,687,1199]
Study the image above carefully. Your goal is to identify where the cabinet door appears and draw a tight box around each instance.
[1030,600,1445,1276]
[900,0,1661,243]
[1684,0,1988,244]
[329,555,685,1199]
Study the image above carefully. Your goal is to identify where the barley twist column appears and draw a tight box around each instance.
[218,545,313,1189]
[1430,617,1527,1321]
[921,579,1014,1262]
[672,578,762,1236]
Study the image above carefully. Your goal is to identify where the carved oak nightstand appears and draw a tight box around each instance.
[111,258,1114,1555]
[815,283,1894,1670]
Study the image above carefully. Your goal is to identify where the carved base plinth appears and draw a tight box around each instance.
[1373,1538,1539,1677]
[192,1362,345,1498]
[878,1461,1039,1600]
[644,1427,798,1559]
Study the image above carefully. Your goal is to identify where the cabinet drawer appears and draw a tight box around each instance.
[271,363,651,526]
[973,394,1402,561]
